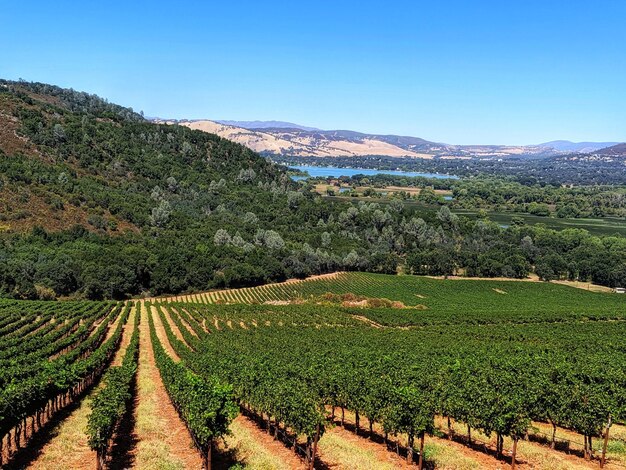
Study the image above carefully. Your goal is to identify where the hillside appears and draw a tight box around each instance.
[164,119,556,159]
[0,79,335,299]
[164,119,437,158]
[0,80,284,235]
[538,140,619,153]
[1,79,626,302]
[596,142,626,156]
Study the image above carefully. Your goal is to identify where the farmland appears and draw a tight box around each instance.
[1,273,626,469]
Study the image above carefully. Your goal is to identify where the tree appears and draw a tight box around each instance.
[213,229,231,246]
[53,123,66,142]
[321,232,331,247]
[150,200,171,227]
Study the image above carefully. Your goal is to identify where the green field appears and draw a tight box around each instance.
[159,272,626,466]
[185,272,625,325]
[454,209,626,237]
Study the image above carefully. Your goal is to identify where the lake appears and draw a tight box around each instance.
[288,164,457,180]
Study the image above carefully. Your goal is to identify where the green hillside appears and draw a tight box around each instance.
[1,80,626,300]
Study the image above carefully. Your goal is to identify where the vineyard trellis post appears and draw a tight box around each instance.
[96,445,106,470]
[511,437,518,470]
[600,415,611,468]
[406,433,414,463]
[203,440,213,470]
[308,423,320,470]
[418,431,425,470]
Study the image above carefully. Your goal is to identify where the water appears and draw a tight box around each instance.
[288,164,458,180]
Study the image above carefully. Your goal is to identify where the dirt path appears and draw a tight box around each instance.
[150,304,182,360]
[131,301,201,469]
[26,305,136,470]
[219,415,306,470]
[351,314,384,328]
[426,274,614,293]
[170,306,199,337]
[318,425,415,470]
[328,410,496,470]
[159,305,192,347]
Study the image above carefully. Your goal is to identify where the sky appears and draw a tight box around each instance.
[1,0,625,145]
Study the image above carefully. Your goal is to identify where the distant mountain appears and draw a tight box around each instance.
[539,140,619,153]
[596,143,626,156]
[169,119,554,159]
[216,120,320,131]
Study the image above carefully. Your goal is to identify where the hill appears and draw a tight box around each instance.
[166,119,555,159]
[538,140,619,153]
[0,79,336,299]
[0,80,282,235]
[216,119,320,131]
[1,79,625,302]
[596,142,626,156]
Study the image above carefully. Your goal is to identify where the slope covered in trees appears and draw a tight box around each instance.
[1,79,626,300]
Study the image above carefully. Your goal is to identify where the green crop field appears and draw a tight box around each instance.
[3,275,625,469]
[155,273,626,467]
[178,272,625,325]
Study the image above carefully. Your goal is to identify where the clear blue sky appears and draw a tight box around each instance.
[1,0,625,145]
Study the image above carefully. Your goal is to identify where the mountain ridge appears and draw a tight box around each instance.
[595,143,626,156]
[538,140,620,153]
[156,119,623,158]
[163,119,560,159]
[216,120,320,131]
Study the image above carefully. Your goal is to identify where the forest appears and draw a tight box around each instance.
[315,173,626,218]
[1,80,626,300]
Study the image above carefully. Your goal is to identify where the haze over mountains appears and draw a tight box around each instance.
[156,119,623,159]
[538,140,620,153]
[216,120,320,131]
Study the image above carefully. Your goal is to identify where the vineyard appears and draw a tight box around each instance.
[0,273,625,469]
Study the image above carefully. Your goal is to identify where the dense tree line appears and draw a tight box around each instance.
[273,154,626,185]
[313,174,626,218]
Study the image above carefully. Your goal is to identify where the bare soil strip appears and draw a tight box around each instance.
[170,306,199,337]
[427,274,614,293]
[330,409,497,470]
[25,306,136,470]
[351,314,384,328]
[160,305,193,346]
[318,424,414,469]
[131,301,201,469]
[151,304,182,360]
[219,415,306,470]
